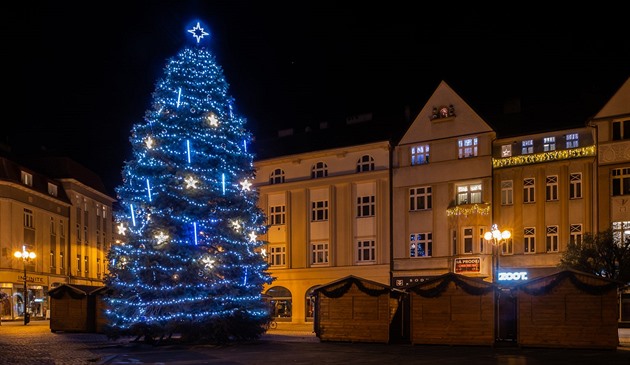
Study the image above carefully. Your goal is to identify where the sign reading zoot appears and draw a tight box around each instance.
[454,257,481,273]
[498,271,528,281]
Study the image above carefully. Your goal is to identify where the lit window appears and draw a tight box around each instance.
[48,183,58,196]
[543,137,556,151]
[522,140,533,154]
[411,145,430,165]
[410,233,432,257]
[456,183,482,205]
[458,138,478,159]
[21,171,33,186]
[566,133,579,148]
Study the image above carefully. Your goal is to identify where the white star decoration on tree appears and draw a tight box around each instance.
[188,22,209,43]
[248,231,257,242]
[145,136,154,149]
[207,113,219,127]
[231,220,241,231]
[184,176,198,189]
[240,179,252,191]
[261,248,267,258]
[117,223,127,236]
[201,256,215,269]
[155,231,169,245]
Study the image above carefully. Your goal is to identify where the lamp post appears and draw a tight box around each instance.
[483,224,511,283]
[14,245,36,325]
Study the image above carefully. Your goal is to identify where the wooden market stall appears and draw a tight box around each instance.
[515,270,621,349]
[313,275,394,343]
[48,284,109,333]
[408,273,495,346]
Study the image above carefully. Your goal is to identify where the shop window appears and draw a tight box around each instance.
[266,286,292,321]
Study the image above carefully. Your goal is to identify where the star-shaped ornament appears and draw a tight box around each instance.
[261,248,267,258]
[231,220,241,231]
[117,223,127,236]
[184,176,198,189]
[207,113,219,127]
[188,22,209,43]
[145,137,154,149]
[155,231,169,245]
[240,179,252,191]
[248,231,257,242]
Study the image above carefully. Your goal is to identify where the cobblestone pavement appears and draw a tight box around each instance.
[1,320,630,365]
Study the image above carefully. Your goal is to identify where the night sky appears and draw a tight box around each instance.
[3,2,630,196]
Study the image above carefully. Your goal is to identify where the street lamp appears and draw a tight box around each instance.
[14,245,36,325]
[483,224,511,283]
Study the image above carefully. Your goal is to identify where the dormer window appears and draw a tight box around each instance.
[311,162,328,179]
[48,183,58,197]
[21,171,33,186]
[566,133,579,148]
[522,140,533,154]
[543,137,556,151]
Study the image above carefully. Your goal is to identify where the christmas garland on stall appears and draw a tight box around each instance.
[518,270,620,296]
[317,277,391,298]
[408,274,494,298]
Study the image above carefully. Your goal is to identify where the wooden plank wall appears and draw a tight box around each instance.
[410,281,494,346]
[317,285,390,343]
[518,276,619,349]
[50,293,88,333]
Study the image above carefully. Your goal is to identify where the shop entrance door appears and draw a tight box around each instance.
[496,288,517,342]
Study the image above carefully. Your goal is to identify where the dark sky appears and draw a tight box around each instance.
[3,2,630,196]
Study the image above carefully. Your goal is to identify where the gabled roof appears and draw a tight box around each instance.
[592,76,630,120]
[312,275,391,298]
[48,284,108,299]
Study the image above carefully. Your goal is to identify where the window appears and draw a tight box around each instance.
[97,258,101,277]
[501,238,514,255]
[50,217,56,234]
[612,120,630,141]
[410,233,432,257]
[570,224,582,245]
[357,155,375,172]
[23,209,34,228]
[411,145,429,165]
[479,228,486,253]
[270,168,285,184]
[357,240,375,262]
[524,227,535,253]
[311,162,328,179]
[612,168,630,196]
[501,145,512,157]
[410,186,432,210]
[76,254,81,275]
[356,195,375,217]
[311,200,328,221]
[546,175,558,201]
[463,227,474,254]
[566,133,579,148]
[523,178,535,203]
[543,136,556,151]
[50,250,55,269]
[311,241,329,264]
[522,139,533,154]
[456,183,482,205]
[546,226,559,252]
[20,171,33,186]
[612,221,630,244]
[48,183,58,197]
[458,138,478,159]
[59,252,64,270]
[501,180,513,205]
[269,245,286,266]
[570,173,582,199]
[84,256,89,273]
[269,205,286,225]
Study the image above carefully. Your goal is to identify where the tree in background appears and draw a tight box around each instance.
[559,228,630,284]
[104,21,273,344]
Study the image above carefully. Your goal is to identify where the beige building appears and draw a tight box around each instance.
[254,135,391,325]
[0,155,114,321]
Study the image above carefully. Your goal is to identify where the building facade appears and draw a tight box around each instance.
[0,156,114,321]
[254,141,391,324]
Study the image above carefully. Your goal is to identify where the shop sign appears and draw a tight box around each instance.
[498,271,528,281]
[17,273,46,284]
[454,257,480,273]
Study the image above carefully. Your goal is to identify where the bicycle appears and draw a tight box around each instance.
[262,319,277,330]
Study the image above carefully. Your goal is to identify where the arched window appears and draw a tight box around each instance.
[265,286,292,321]
[356,155,374,172]
[269,168,285,184]
[311,162,328,179]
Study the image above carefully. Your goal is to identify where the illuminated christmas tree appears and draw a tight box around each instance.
[104,21,273,343]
